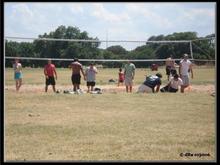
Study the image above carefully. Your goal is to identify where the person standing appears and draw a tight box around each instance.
[85,63,98,93]
[165,56,176,81]
[13,58,22,92]
[44,59,57,92]
[118,67,124,86]
[179,54,193,93]
[124,60,136,93]
[69,58,86,92]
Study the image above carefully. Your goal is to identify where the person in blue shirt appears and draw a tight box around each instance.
[137,73,162,93]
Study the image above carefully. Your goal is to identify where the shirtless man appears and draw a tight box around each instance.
[69,58,86,91]
[165,56,176,81]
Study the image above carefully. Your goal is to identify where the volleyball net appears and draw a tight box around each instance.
[4,36,215,68]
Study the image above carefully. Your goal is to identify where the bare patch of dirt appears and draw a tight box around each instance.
[4,84,215,94]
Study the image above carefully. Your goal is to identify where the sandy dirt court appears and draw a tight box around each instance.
[4,84,215,94]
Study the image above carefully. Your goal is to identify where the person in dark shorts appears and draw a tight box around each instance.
[165,57,176,81]
[85,63,98,93]
[71,74,81,85]
[69,58,86,92]
[160,74,183,93]
[44,59,57,92]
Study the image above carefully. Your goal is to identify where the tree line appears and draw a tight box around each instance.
[5,25,215,68]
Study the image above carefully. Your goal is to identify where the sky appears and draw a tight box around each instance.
[4,2,216,50]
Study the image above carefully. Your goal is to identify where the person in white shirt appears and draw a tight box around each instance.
[179,54,193,93]
[160,74,183,93]
[85,63,98,93]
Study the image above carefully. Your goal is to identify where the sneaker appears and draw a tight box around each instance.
[76,89,82,94]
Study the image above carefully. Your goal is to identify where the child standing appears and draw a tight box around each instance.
[13,58,22,92]
[85,63,98,93]
[118,68,124,86]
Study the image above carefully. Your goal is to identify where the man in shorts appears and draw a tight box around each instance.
[179,54,193,93]
[137,73,162,93]
[85,63,98,93]
[165,56,176,81]
[44,59,57,92]
[13,58,22,92]
[124,60,136,93]
[69,58,86,92]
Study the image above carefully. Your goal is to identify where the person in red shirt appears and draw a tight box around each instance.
[118,67,124,86]
[44,59,57,92]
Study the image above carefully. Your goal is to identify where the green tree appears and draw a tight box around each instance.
[5,29,215,68]
[33,25,101,67]
[106,45,127,57]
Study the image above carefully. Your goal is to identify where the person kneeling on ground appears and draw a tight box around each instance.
[137,73,162,93]
[160,74,183,93]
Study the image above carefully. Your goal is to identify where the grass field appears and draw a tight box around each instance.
[4,67,216,161]
[5,66,215,86]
